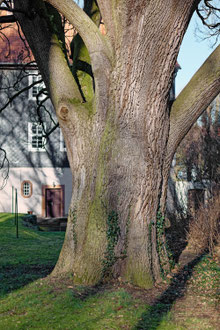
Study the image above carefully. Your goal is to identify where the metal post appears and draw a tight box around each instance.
[12,186,14,214]
[15,188,19,238]
[12,186,15,225]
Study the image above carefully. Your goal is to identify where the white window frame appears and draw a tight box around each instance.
[28,122,46,152]
[21,180,33,198]
[1,1,14,12]
[29,70,46,100]
[60,129,67,152]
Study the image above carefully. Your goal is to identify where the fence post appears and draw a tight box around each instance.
[12,186,14,213]
[12,186,15,225]
[15,188,19,238]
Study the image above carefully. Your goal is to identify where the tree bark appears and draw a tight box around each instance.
[13,0,220,288]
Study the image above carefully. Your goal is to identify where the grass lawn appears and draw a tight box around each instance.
[0,213,219,329]
[0,213,65,297]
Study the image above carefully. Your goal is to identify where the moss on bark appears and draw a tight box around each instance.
[69,207,77,251]
[102,211,120,278]
[124,259,153,289]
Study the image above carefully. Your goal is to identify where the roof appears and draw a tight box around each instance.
[0,10,34,63]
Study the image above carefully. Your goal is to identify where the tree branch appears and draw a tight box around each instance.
[204,0,219,12]
[96,0,116,44]
[44,0,113,72]
[0,78,44,114]
[196,0,220,42]
[44,0,114,117]
[161,45,220,211]
[0,147,9,190]
[13,0,83,108]
[0,14,16,23]
[167,44,220,162]
[196,6,220,29]
[43,122,59,138]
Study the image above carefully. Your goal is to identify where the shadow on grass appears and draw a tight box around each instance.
[0,264,54,298]
[135,253,206,329]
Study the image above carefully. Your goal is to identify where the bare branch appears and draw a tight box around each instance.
[0,147,9,190]
[43,122,59,138]
[0,14,16,23]
[196,6,219,29]
[0,78,43,114]
[16,20,32,62]
[33,95,60,140]
[167,44,220,163]
[196,0,220,42]
[204,0,219,11]
[0,28,11,57]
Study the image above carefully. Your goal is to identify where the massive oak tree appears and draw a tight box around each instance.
[3,0,220,288]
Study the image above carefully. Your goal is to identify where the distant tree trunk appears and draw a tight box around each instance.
[14,0,220,287]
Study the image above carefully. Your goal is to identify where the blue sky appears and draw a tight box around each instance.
[176,12,218,95]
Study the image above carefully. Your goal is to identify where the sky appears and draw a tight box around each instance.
[176,12,218,95]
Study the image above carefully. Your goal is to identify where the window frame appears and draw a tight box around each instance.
[1,1,14,11]
[28,122,46,152]
[28,70,46,100]
[21,180,33,198]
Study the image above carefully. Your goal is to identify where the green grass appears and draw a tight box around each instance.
[0,213,219,329]
[0,282,149,329]
[0,213,65,297]
[191,255,220,297]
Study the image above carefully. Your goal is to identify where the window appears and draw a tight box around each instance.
[28,122,46,151]
[1,1,14,10]
[29,71,45,100]
[60,129,66,152]
[21,181,32,198]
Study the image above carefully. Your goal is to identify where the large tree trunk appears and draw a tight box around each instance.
[53,82,169,287]
[50,0,198,287]
[14,0,220,288]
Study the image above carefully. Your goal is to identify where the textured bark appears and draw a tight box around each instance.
[13,0,220,288]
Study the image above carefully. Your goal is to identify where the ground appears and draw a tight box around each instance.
[0,213,219,329]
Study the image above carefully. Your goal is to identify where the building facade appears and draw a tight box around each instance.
[0,65,72,217]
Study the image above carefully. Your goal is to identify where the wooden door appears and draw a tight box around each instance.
[46,188,62,218]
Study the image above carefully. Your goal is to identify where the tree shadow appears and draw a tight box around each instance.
[135,253,206,329]
[0,263,54,298]
[68,282,111,301]
[166,176,190,263]
[0,214,65,299]
[165,212,190,263]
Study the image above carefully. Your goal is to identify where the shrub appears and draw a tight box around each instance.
[187,193,220,255]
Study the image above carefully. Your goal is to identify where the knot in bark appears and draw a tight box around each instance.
[59,106,69,121]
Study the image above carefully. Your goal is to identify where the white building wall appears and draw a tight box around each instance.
[167,179,211,215]
[175,181,193,212]
[0,167,72,216]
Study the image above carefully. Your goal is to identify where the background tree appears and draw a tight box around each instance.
[0,0,220,288]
